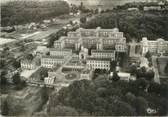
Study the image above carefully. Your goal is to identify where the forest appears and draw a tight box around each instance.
[82,11,168,42]
[47,78,168,116]
[1,0,70,26]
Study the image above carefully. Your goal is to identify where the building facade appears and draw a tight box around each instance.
[91,50,116,60]
[44,76,56,85]
[21,60,37,70]
[141,37,168,55]
[54,38,65,49]
[49,48,72,57]
[86,57,111,70]
[41,56,65,68]
[54,27,127,52]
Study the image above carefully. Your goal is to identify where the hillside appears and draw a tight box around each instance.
[1,0,69,26]
[82,11,168,41]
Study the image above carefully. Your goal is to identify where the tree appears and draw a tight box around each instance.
[1,1,70,26]
[1,100,9,116]
[0,60,5,68]
[125,92,136,105]
[136,78,148,90]
[48,105,78,116]
[40,68,48,80]
[12,59,21,69]
[24,54,33,60]
[164,62,168,74]
[146,70,154,81]
[41,85,49,103]
[110,61,117,71]
[80,17,86,24]
[0,71,8,85]
[129,64,137,75]
[148,82,161,94]
[145,51,151,60]
[3,46,10,52]
[134,96,148,115]
[114,101,136,116]
[12,73,21,85]
[20,45,25,52]
[111,71,120,81]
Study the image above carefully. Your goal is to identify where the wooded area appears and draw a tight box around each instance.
[1,0,70,26]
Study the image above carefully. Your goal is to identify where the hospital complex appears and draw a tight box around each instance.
[21,27,168,84]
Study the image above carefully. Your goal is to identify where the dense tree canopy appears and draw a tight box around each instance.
[164,62,168,74]
[1,0,70,26]
[82,11,168,41]
[47,79,168,116]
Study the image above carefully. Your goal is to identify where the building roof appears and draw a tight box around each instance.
[77,27,120,32]
[21,59,35,64]
[42,55,64,59]
[49,48,72,52]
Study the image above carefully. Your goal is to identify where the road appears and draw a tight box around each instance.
[152,56,160,84]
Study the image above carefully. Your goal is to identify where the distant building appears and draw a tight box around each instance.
[86,57,111,70]
[127,7,139,11]
[141,37,168,55]
[144,6,162,11]
[41,56,65,68]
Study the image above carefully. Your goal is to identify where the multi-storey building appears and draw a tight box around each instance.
[141,37,168,55]
[54,27,127,52]
[49,48,72,57]
[86,57,111,70]
[21,60,37,70]
[44,76,56,85]
[91,50,116,61]
[41,56,65,68]
[54,38,65,49]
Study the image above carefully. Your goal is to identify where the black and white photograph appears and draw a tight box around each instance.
[0,0,168,116]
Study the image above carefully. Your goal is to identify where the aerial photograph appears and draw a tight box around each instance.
[0,0,168,116]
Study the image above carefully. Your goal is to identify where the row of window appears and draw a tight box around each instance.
[87,61,110,64]
[41,61,63,64]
